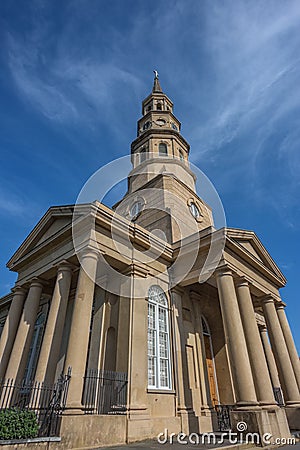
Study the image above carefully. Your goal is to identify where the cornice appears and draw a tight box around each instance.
[131,128,190,153]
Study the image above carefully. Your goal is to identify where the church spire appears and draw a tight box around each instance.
[152,70,162,93]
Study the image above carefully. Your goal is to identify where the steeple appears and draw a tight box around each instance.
[130,72,190,165]
[152,70,163,93]
[114,73,214,243]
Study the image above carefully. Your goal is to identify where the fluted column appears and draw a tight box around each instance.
[259,325,281,389]
[63,249,98,409]
[262,296,300,406]
[216,268,258,407]
[35,262,73,384]
[0,286,27,380]
[5,279,44,381]
[235,278,277,407]
[276,302,300,391]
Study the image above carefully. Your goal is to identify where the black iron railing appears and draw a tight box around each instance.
[215,404,232,431]
[0,368,71,437]
[82,369,127,415]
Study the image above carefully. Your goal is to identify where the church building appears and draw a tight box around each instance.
[0,74,299,449]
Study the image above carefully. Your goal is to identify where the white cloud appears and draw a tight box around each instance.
[0,191,26,217]
[6,31,143,129]
[189,0,300,162]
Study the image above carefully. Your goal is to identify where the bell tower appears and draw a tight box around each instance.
[115,72,214,243]
[129,71,195,194]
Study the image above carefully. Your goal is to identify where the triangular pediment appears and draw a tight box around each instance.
[226,228,286,284]
[7,205,76,269]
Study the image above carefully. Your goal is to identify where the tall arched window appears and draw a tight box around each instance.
[159,143,168,157]
[147,286,171,389]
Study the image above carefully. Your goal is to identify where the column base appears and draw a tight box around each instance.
[178,407,200,434]
[231,407,291,445]
[64,402,85,415]
[259,400,279,409]
[285,401,300,407]
[235,401,260,410]
[285,406,300,430]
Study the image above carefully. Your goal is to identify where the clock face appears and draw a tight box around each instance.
[171,122,178,131]
[156,119,166,126]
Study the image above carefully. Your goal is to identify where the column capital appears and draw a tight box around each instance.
[215,265,233,278]
[55,260,76,273]
[29,277,47,289]
[123,263,149,278]
[275,301,287,310]
[11,285,27,295]
[260,294,276,305]
[235,276,252,288]
[78,247,100,261]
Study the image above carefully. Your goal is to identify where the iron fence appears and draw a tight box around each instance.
[82,369,127,415]
[0,368,71,437]
[215,404,232,431]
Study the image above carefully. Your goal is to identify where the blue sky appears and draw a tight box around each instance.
[0,0,299,350]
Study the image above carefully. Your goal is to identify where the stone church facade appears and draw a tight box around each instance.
[0,75,299,449]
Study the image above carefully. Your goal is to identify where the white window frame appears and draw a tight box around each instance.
[147,286,172,390]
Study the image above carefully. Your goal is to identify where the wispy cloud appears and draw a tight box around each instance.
[6,19,143,129]
[0,189,29,217]
[190,1,300,157]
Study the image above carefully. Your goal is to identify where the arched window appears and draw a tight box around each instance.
[159,143,168,157]
[147,286,171,389]
[24,313,46,382]
[157,102,162,110]
[179,150,184,161]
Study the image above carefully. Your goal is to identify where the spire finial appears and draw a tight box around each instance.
[152,69,162,93]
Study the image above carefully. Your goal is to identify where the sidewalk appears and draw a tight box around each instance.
[97,438,251,450]
[97,439,300,450]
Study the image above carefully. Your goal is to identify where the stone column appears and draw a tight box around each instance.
[0,286,27,380]
[5,279,44,381]
[276,302,300,391]
[216,268,258,407]
[35,262,73,384]
[235,278,277,407]
[262,296,300,406]
[63,249,98,409]
[259,326,281,389]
